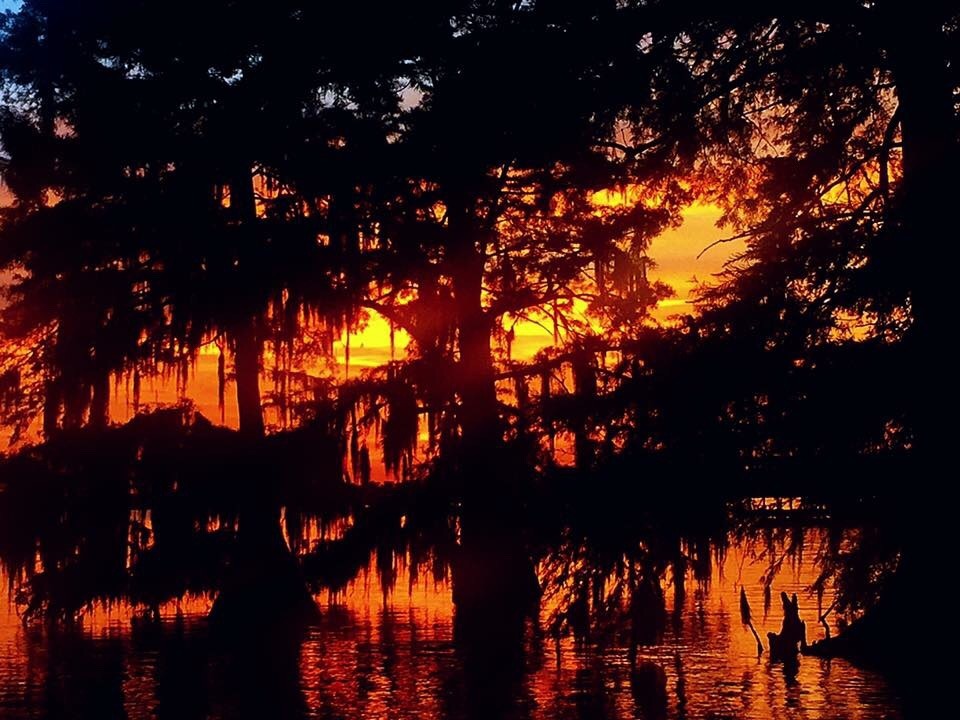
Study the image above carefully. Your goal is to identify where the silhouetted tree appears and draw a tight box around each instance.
[0,1,428,440]
[0,0,449,628]
[368,2,689,482]
[337,1,713,632]
[0,2,950,667]
[664,2,956,468]
[610,1,957,663]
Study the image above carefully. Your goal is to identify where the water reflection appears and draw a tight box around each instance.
[0,531,902,720]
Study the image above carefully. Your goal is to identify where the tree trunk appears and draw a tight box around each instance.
[229,167,265,438]
[209,166,316,636]
[885,8,957,462]
[42,377,61,439]
[448,220,539,646]
[233,318,264,438]
[210,475,319,638]
[886,12,955,533]
[572,351,597,470]
[450,231,502,505]
[61,379,86,430]
[88,371,110,430]
[812,12,960,694]
[454,281,498,460]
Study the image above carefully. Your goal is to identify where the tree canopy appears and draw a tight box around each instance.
[0,0,955,487]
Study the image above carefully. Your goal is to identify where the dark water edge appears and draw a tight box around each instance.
[1,532,904,720]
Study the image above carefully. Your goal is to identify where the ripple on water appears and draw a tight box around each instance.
[0,531,903,720]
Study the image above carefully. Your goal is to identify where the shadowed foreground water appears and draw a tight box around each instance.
[0,532,902,720]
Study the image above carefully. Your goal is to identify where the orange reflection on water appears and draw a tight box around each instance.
[0,530,901,719]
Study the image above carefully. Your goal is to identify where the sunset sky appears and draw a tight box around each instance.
[0,25,742,440]
[102,202,738,442]
[3,166,740,437]
[250,202,739,379]
[336,202,735,360]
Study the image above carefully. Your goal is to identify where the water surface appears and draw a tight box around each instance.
[0,532,902,719]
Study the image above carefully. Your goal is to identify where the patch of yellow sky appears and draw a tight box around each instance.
[306,201,738,372]
[649,201,737,319]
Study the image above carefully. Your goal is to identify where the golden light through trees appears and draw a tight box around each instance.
[145,204,735,430]
[1,191,736,452]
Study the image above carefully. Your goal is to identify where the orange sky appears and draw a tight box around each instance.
[296,202,737,371]
[649,202,738,319]
[121,202,737,421]
[1,175,735,361]
[3,172,742,451]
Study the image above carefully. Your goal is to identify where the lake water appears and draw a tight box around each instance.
[0,532,903,720]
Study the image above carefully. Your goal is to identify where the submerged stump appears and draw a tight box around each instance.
[767,592,807,661]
